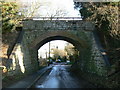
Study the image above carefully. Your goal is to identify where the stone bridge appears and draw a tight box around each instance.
[7,17,110,77]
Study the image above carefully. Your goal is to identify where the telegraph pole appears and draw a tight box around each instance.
[49,42,50,59]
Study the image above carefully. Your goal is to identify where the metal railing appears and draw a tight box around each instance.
[24,17,82,20]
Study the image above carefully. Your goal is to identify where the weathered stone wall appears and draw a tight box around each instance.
[6,40,33,76]
[24,30,107,76]
[5,31,39,76]
[73,31,107,76]
[2,31,19,65]
[4,20,108,78]
[23,20,94,31]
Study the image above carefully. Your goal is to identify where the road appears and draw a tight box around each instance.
[32,64,96,88]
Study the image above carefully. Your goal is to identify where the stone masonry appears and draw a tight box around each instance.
[7,18,109,77]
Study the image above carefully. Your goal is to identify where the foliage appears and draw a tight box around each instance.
[65,43,75,56]
[51,47,67,60]
[2,2,23,33]
[78,2,120,65]
[65,43,79,62]
[51,43,79,62]
[80,2,120,42]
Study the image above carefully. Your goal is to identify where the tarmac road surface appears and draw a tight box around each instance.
[32,64,96,88]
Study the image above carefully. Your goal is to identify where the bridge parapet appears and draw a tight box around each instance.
[23,19,95,31]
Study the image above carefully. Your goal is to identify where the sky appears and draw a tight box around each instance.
[38,40,70,58]
[19,0,81,17]
[37,0,81,17]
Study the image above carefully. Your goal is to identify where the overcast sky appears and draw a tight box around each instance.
[19,0,81,17]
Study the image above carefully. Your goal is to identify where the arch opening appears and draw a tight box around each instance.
[31,35,90,69]
[29,32,93,74]
[38,40,80,67]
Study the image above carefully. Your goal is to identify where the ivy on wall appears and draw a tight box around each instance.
[1,2,23,33]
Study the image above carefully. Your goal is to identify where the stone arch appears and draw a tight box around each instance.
[7,20,108,77]
[28,31,92,73]
[21,29,107,76]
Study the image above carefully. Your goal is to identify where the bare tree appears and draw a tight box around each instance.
[18,1,68,19]
[46,8,68,20]
[18,1,50,18]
